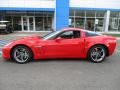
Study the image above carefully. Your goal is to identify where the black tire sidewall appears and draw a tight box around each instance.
[88,45,106,63]
[11,46,33,64]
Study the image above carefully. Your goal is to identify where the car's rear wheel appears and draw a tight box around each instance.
[11,46,33,64]
[88,45,106,63]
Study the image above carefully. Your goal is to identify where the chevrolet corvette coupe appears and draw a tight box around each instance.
[2,28,116,64]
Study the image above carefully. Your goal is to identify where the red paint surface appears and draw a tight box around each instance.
[2,28,117,60]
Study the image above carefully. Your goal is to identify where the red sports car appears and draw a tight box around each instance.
[2,28,116,64]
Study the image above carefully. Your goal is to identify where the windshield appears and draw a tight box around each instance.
[42,30,62,40]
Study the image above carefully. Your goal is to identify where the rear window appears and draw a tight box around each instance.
[85,31,101,37]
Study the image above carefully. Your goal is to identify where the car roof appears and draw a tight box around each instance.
[61,28,102,36]
[62,28,84,31]
[62,28,101,33]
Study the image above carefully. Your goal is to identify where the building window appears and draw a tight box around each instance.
[109,12,120,32]
[75,17,85,29]
[44,14,52,31]
[75,10,85,17]
[95,18,104,32]
[13,17,22,31]
[85,18,95,31]
[69,10,85,29]
[86,10,95,17]
[96,11,105,17]
[35,17,43,31]
[0,11,54,31]
[110,12,119,18]
[69,10,105,32]
[69,17,74,27]
[35,12,53,31]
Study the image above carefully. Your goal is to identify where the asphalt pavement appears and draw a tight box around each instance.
[0,34,120,90]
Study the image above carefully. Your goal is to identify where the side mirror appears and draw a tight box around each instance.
[55,37,62,42]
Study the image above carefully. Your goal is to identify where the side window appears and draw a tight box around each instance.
[73,31,80,38]
[60,31,73,39]
[85,31,99,37]
[58,30,80,39]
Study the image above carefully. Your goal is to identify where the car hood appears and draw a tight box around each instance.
[15,35,42,43]
[22,35,41,40]
[5,36,42,47]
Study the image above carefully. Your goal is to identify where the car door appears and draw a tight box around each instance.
[42,30,85,58]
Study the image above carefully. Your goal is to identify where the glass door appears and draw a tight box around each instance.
[29,16,35,31]
[22,16,28,31]
[22,16,35,31]
[118,19,120,31]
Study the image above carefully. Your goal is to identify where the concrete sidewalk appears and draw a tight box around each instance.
[0,31,120,36]
[0,31,51,37]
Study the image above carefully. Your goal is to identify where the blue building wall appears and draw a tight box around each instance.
[56,0,69,30]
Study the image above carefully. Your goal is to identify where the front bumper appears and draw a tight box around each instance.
[2,46,11,60]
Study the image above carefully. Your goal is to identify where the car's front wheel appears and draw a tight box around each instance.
[11,46,33,64]
[88,45,106,63]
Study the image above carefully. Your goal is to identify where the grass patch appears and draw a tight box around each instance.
[0,52,2,56]
[104,34,120,37]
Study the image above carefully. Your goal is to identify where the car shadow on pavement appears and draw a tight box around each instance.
[2,58,88,64]
[34,58,88,63]
[1,57,114,64]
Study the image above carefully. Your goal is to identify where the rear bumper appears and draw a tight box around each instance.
[108,40,117,56]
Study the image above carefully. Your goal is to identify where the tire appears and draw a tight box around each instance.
[11,46,33,64]
[5,30,9,34]
[9,28,14,33]
[88,45,106,63]
[10,30,14,33]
